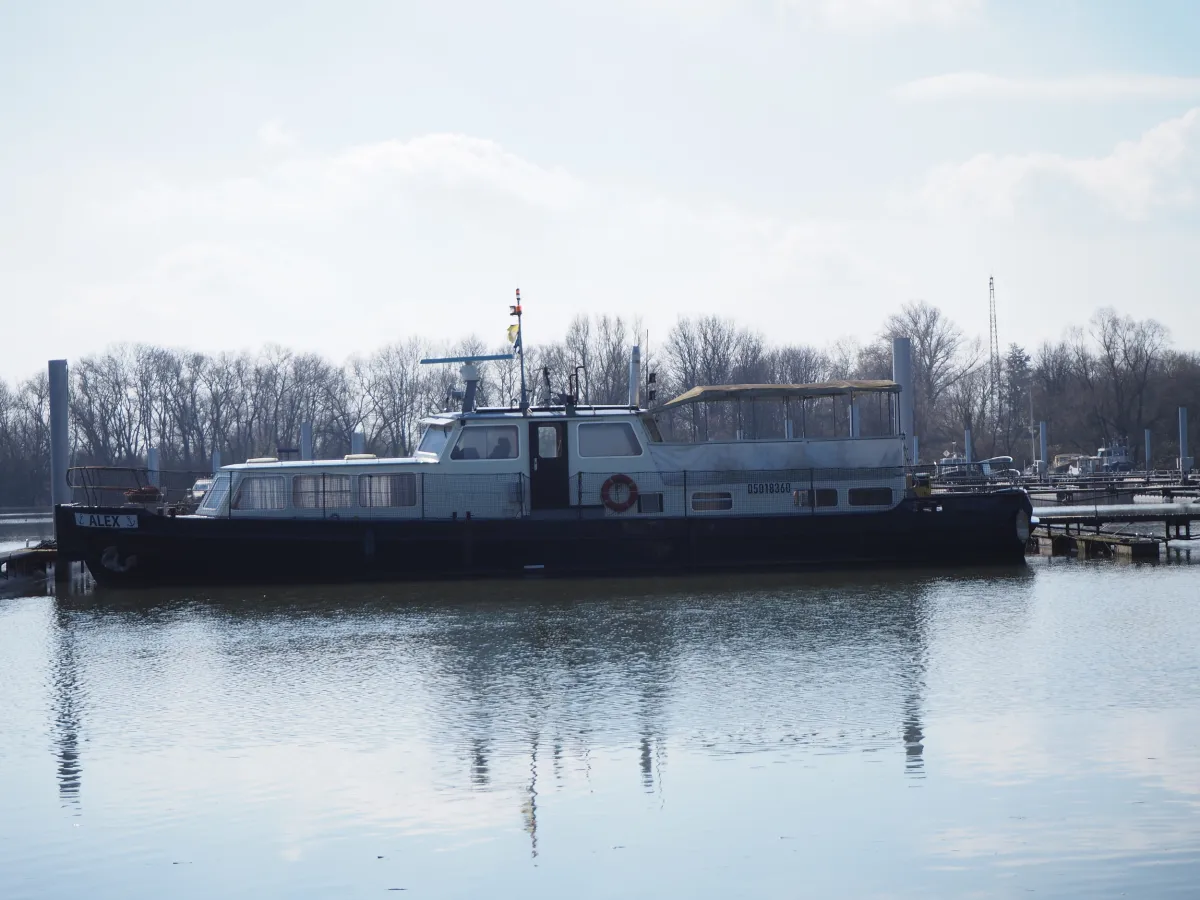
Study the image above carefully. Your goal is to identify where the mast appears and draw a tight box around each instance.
[511,289,528,412]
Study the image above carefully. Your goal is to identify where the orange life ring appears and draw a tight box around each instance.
[600,473,639,513]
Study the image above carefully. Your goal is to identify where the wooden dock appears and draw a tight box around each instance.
[1033,503,1198,542]
[0,542,58,590]
[1029,529,1161,560]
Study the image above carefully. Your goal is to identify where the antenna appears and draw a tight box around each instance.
[988,276,1000,421]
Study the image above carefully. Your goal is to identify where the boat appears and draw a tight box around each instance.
[1096,443,1133,473]
[54,318,1031,587]
[933,453,1020,484]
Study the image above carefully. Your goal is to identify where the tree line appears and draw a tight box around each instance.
[1,304,1196,505]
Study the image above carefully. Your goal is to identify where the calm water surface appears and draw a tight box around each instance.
[2,558,1199,898]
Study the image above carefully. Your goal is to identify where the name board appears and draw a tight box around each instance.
[74,513,138,529]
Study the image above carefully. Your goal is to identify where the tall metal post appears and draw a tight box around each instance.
[628,345,641,408]
[891,338,914,461]
[49,360,70,508]
[147,447,160,487]
[1039,422,1048,479]
[300,423,313,461]
[1180,407,1192,474]
[849,396,861,438]
[964,426,973,463]
[1144,428,1152,471]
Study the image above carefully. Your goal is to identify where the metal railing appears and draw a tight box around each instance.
[64,464,952,520]
[67,466,214,510]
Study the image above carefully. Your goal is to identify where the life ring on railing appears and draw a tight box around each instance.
[600,474,639,513]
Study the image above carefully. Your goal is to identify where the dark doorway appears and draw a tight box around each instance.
[529,422,570,510]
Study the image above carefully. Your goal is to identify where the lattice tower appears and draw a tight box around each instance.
[988,276,1000,416]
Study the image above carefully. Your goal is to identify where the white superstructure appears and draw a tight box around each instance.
[196,379,908,522]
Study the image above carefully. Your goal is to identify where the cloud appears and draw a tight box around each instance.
[796,0,982,29]
[914,107,1200,219]
[66,131,902,366]
[895,71,1200,103]
[257,120,299,153]
[644,0,982,30]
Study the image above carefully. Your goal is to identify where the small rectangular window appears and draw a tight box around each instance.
[849,487,893,506]
[360,473,417,508]
[691,491,733,511]
[232,475,286,510]
[637,492,664,513]
[535,425,561,459]
[452,425,518,460]
[578,422,643,457]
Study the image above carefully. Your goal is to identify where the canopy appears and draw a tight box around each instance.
[657,380,899,410]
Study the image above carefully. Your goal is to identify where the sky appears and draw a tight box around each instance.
[2,0,1199,381]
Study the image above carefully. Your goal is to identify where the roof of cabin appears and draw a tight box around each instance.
[658,380,900,409]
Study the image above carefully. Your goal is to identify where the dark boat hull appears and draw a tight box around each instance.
[55,491,1033,588]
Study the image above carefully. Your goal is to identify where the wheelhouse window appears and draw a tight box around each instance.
[578,422,643,457]
[360,473,417,508]
[232,475,286,510]
[416,423,453,458]
[451,425,518,460]
[197,473,230,513]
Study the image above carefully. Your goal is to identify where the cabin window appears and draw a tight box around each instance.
[792,488,838,507]
[360,473,417,508]
[232,475,286,510]
[324,475,353,508]
[691,491,733,511]
[417,423,453,457]
[848,487,893,506]
[292,474,353,508]
[450,425,518,460]
[293,475,320,509]
[638,493,664,513]
[578,422,643,457]
[197,473,230,513]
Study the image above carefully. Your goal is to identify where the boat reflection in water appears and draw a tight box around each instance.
[49,567,1034,824]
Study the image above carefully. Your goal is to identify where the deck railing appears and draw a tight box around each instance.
[60,463,1035,521]
[67,466,214,510]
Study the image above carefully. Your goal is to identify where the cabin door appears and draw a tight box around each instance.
[529,422,570,510]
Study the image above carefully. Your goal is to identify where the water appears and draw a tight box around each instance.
[2,559,1198,898]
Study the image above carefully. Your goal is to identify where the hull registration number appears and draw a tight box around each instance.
[75,513,138,529]
[746,482,792,495]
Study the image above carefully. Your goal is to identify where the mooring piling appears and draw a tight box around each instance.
[1180,407,1192,475]
[891,338,915,463]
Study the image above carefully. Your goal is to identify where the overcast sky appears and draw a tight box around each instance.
[3,0,1199,380]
